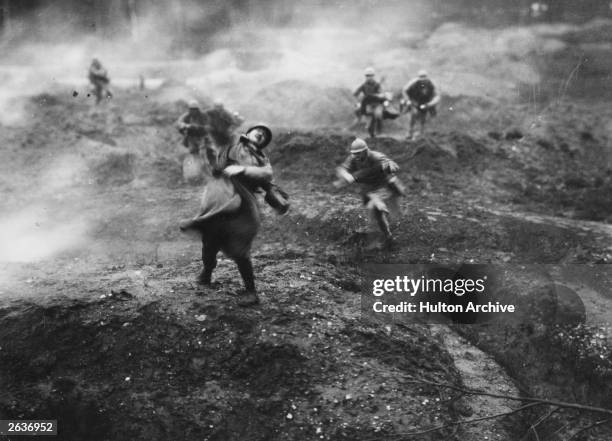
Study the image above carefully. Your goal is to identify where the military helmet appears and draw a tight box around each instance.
[418,69,428,78]
[364,67,376,76]
[188,99,200,109]
[350,138,368,153]
[246,124,272,149]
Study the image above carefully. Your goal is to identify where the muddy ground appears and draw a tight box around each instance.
[0,85,610,440]
[1,20,612,440]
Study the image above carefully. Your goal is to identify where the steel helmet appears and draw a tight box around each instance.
[418,69,428,78]
[364,67,375,76]
[188,99,200,109]
[246,124,272,149]
[350,138,368,153]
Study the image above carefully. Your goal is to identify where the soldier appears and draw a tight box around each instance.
[177,100,216,183]
[354,67,384,118]
[88,58,112,104]
[334,138,405,246]
[177,100,210,155]
[354,67,388,137]
[402,70,440,140]
[181,125,287,306]
[204,100,244,152]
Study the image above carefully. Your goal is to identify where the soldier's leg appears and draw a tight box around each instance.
[367,194,393,240]
[373,209,392,239]
[234,256,255,292]
[95,84,102,104]
[375,105,383,134]
[183,141,205,183]
[234,255,260,306]
[204,137,220,169]
[420,111,426,135]
[409,112,417,139]
[187,137,200,155]
[198,240,219,285]
[368,117,376,138]
[387,176,406,198]
[360,100,368,117]
[354,104,363,123]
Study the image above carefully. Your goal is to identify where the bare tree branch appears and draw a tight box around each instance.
[405,377,612,416]
[361,402,543,440]
[566,418,611,441]
[520,406,560,441]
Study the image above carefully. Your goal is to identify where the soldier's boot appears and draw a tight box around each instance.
[235,256,260,307]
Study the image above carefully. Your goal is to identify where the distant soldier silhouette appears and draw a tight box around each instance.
[88,58,112,104]
[354,67,383,118]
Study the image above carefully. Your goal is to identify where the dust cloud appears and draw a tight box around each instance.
[0,153,91,266]
[0,205,89,263]
[0,1,560,127]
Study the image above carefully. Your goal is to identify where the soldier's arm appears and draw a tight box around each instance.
[336,167,354,183]
[353,84,364,98]
[340,155,357,173]
[243,163,273,182]
[177,113,190,130]
[427,85,441,106]
[369,151,399,174]
[228,147,273,182]
[335,156,356,185]
[402,83,411,101]
[404,79,419,105]
[239,152,273,183]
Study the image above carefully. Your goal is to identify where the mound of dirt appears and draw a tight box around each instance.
[271,131,352,181]
[524,172,612,222]
[0,261,464,441]
[269,130,495,191]
[241,80,355,128]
